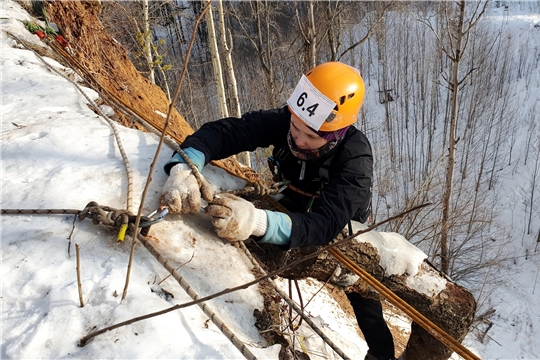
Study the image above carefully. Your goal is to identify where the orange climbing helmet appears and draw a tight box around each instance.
[288,62,365,132]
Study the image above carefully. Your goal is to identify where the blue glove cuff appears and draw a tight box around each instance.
[258,210,292,246]
[164,147,205,174]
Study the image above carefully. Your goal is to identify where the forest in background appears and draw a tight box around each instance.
[98,0,539,309]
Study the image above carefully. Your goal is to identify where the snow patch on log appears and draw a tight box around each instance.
[350,221,447,297]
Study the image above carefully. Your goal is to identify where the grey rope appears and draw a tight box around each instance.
[1,202,138,234]
[1,208,80,215]
[137,233,258,360]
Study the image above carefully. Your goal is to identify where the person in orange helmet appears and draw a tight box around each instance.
[161,62,395,360]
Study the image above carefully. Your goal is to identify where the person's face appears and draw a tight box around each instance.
[289,114,329,150]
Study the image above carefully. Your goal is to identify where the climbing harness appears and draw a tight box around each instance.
[267,155,318,199]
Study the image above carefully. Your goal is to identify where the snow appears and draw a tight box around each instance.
[1,1,539,359]
[349,223,447,298]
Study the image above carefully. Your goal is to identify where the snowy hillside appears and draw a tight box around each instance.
[1,1,539,359]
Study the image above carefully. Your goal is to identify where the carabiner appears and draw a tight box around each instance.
[267,155,282,182]
[140,207,169,227]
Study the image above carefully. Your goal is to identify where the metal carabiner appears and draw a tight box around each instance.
[140,207,169,228]
[268,155,282,182]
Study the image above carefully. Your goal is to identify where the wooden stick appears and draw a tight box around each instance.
[121,0,213,301]
[75,244,84,308]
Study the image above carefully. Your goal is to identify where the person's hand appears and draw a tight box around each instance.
[160,163,203,214]
[205,193,267,242]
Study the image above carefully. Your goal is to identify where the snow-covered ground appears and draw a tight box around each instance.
[1,1,538,359]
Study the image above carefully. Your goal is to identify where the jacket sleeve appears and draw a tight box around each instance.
[287,132,373,249]
[180,107,290,165]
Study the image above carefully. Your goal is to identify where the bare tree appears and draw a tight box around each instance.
[141,0,155,84]
[228,1,282,108]
[204,0,228,119]
[217,0,250,167]
[421,0,489,274]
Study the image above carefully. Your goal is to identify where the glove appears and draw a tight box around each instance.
[205,193,268,242]
[160,163,203,214]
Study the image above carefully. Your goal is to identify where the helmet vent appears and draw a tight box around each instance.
[338,93,355,107]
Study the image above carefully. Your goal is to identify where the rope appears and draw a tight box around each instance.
[1,208,80,215]
[137,233,258,360]
[175,148,213,202]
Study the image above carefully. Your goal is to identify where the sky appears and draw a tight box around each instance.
[1,1,539,359]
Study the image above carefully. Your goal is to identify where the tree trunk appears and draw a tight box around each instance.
[217,0,250,168]
[204,0,228,119]
[440,0,466,275]
[142,0,155,84]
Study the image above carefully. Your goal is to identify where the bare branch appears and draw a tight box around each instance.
[337,3,392,61]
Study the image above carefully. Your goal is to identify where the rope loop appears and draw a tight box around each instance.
[78,202,136,230]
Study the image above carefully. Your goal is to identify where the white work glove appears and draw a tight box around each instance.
[160,163,203,214]
[205,193,268,242]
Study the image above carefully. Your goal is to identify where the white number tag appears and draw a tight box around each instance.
[287,75,335,131]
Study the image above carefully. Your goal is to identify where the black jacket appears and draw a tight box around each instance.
[172,106,373,249]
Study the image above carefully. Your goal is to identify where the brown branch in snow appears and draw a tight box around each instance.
[121,0,213,301]
[76,244,85,308]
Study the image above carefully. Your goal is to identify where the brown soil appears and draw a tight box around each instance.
[36,0,259,184]
[255,277,410,358]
